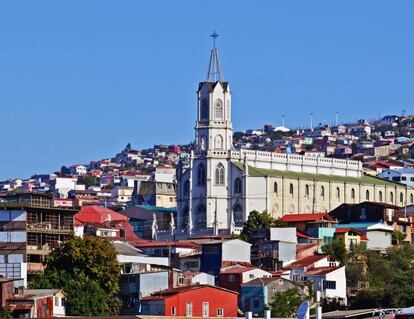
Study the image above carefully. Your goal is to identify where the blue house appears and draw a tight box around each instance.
[240,277,307,315]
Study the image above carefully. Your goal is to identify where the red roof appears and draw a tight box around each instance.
[134,241,200,249]
[141,284,238,300]
[220,266,261,274]
[296,230,313,239]
[282,213,334,223]
[283,255,328,270]
[335,228,369,241]
[305,266,340,276]
[76,206,128,224]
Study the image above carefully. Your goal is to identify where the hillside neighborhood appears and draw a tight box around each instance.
[1,113,414,317]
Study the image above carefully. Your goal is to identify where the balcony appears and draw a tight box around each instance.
[26,223,72,234]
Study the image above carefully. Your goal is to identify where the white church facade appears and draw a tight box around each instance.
[176,40,414,235]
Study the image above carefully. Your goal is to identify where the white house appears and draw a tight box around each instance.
[378,168,414,188]
[304,266,347,305]
[366,223,393,251]
[69,165,87,175]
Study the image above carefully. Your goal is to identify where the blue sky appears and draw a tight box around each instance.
[1,1,414,180]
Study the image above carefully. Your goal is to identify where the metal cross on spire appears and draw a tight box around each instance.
[206,31,224,82]
[210,31,219,48]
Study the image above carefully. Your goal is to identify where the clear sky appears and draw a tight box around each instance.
[1,1,414,180]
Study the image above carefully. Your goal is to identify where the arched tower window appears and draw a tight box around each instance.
[390,192,394,203]
[336,187,340,199]
[214,135,224,150]
[215,163,225,185]
[320,186,325,198]
[197,164,206,186]
[196,204,206,229]
[215,99,224,120]
[305,185,309,197]
[411,193,414,204]
[200,98,209,120]
[182,206,189,229]
[289,183,294,196]
[400,192,404,203]
[351,188,355,200]
[379,191,383,202]
[234,178,242,194]
[274,182,278,193]
[366,190,370,201]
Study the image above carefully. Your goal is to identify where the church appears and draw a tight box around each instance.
[176,38,414,235]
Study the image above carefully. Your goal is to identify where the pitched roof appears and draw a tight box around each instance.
[220,266,261,274]
[282,213,334,223]
[141,284,237,300]
[335,228,369,241]
[305,266,341,276]
[283,255,328,270]
[76,206,128,224]
[134,241,200,249]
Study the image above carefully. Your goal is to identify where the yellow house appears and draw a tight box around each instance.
[334,228,368,250]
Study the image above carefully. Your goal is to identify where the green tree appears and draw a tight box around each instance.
[270,287,305,318]
[82,175,99,188]
[321,241,347,265]
[240,210,276,242]
[392,230,407,246]
[30,236,121,316]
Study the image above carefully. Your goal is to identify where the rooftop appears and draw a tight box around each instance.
[282,213,334,223]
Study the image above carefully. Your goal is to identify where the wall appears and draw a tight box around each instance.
[221,240,251,264]
[367,230,392,251]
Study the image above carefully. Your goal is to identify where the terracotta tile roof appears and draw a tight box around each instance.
[76,206,128,224]
[282,213,334,223]
[134,241,200,249]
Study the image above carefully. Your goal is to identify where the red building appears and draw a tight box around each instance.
[141,285,238,317]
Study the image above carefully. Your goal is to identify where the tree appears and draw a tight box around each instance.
[82,175,99,188]
[321,241,347,265]
[392,230,407,246]
[270,287,305,318]
[240,210,276,242]
[30,236,121,316]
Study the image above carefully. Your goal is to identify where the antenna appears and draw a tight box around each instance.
[282,115,286,127]
[335,112,339,126]
[310,113,314,131]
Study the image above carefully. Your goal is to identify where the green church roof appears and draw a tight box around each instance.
[232,161,402,187]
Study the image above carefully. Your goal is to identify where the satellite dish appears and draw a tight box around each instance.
[297,300,310,319]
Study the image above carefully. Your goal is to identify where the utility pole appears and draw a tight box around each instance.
[213,197,218,235]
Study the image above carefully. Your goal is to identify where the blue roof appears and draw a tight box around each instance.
[138,205,177,213]
[335,222,377,230]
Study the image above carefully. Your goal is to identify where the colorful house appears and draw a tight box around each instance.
[218,265,272,293]
[333,228,368,250]
[140,285,238,317]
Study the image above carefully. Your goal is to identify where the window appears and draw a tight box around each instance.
[324,280,336,290]
[379,191,383,202]
[351,188,355,200]
[402,176,407,181]
[249,274,255,279]
[215,163,225,185]
[392,177,401,182]
[411,177,414,182]
[200,98,209,120]
[228,274,236,282]
[234,178,242,194]
[411,193,414,204]
[400,192,404,203]
[390,192,394,202]
[274,182,278,193]
[202,302,209,317]
[320,186,325,198]
[253,297,259,308]
[217,308,224,317]
[186,302,193,317]
[305,185,309,197]
[289,183,294,196]
[55,297,60,307]
[197,164,206,186]
[366,190,370,201]
[171,307,176,316]
[215,99,224,120]
[336,187,340,199]
[214,134,224,149]
[178,277,184,285]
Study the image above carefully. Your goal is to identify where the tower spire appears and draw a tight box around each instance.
[206,31,224,82]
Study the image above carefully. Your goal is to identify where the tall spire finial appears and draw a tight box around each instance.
[206,31,224,82]
[210,31,219,48]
